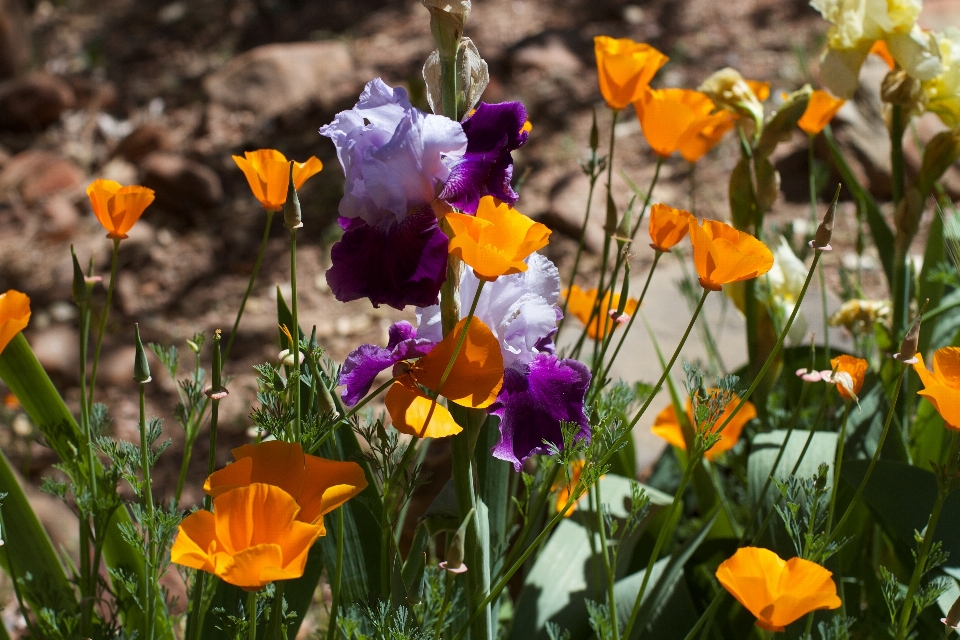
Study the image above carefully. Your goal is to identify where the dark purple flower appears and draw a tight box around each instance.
[440,101,529,214]
[338,321,436,406]
[326,208,449,310]
[490,355,591,471]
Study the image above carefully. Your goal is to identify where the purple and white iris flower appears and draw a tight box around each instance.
[320,78,530,310]
[417,254,591,470]
[338,321,435,406]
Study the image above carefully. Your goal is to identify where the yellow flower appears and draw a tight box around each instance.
[233,149,323,211]
[798,90,846,134]
[171,483,324,590]
[716,547,841,631]
[86,179,155,240]
[922,28,960,127]
[0,290,30,355]
[593,36,668,110]
[699,68,766,127]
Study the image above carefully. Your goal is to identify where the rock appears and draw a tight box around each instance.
[510,36,583,77]
[203,41,357,121]
[28,325,79,381]
[98,345,138,389]
[140,151,223,210]
[0,73,76,131]
[0,0,29,80]
[42,195,79,237]
[113,124,169,164]
[0,150,85,205]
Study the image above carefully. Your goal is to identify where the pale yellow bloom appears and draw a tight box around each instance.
[699,68,765,128]
[922,28,960,127]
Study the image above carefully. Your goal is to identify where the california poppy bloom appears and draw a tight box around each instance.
[446,196,551,281]
[689,219,774,291]
[648,203,695,252]
[594,36,668,110]
[634,89,731,159]
[564,285,639,340]
[677,112,736,162]
[204,440,367,533]
[716,547,841,631]
[171,483,325,590]
[553,459,586,516]
[86,179,155,240]
[913,347,960,429]
[870,39,895,69]
[798,90,846,135]
[822,354,867,402]
[651,393,756,460]
[0,290,30,355]
[384,317,504,438]
[233,149,323,211]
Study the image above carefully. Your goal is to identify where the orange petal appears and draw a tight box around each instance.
[650,403,687,450]
[562,285,637,339]
[594,36,669,110]
[678,112,735,162]
[297,456,369,525]
[385,378,463,438]
[746,80,770,103]
[171,510,219,574]
[870,40,895,69]
[0,290,31,355]
[412,317,504,408]
[716,547,782,627]
[648,203,695,252]
[205,441,306,504]
[86,179,123,236]
[932,347,960,387]
[235,149,290,210]
[108,185,155,238]
[219,543,286,590]
[635,89,714,158]
[704,397,756,460]
[292,157,323,190]
[797,90,845,135]
[765,557,841,629]
[212,483,302,556]
[829,354,867,400]
[690,220,773,290]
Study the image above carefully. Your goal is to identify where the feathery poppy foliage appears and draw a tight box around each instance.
[385,317,504,438]
[446,196,551,281]
[650,393,756,460]
[233,149,323,211]
[170,483,325,590]
[634,88,731,159]
[913,347,960,429]
[553,459,586,516]
[798,90,846,135]
[564,285,639,340]
[86,179,155,240]
[689,219,774,291]
[204,440,368,533]
[716,547,841,631]
[0,290,30,355]
[648,203,695,252]
[593,36,668,110]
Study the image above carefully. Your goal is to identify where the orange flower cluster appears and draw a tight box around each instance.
[234,149,323,211]
[564,285,639,340]
[651,393,756,460]
[86,179,155,240]
[0,290,30,355]
[914,347,960,429]
[171,441,366,590]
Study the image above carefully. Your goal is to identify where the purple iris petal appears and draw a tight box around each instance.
[338,321,435,406]
[490,355,591,471]
[326,208,449,310]
[440,101,529,213]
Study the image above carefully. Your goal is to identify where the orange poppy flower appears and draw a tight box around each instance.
[870,40,895,69]
[689,219,774,291]
[634,89,731,159]
[798,90,846,135]
[446,196,551,281]
[594,36,669,110]
[553,459,586,516]
[913,348,960,430]
[204,440,367,532]
[716,547,841,632]
[824,354,867,401]
[170,483,325,590]
[385,317,504,438]
[563,285,639,340]
[0,290,30,355]
[233,149,323,211]
[746,80,771,103]
[650,393,756,461]
[649,203,696,252]
[677,112,736,162]
[86,179,155,240]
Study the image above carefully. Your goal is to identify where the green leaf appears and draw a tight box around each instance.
[756,86,812,159]
[729,157,754,231]
[278,543,325,638]
[475,416,511,575]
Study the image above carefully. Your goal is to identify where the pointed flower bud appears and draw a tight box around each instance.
[439,507,474,574]
[894,301,927,364]
[134,323,152,384]
[810,184,841,250]
[423,37,489,118]
[283,162,302,230]
[880,69,923,108]
[423,0,470,61]
[943,592,960,630]
[71,246,90,306]
[590,109,600,152]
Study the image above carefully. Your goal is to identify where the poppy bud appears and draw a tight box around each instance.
[283,162,302,231]
[134,323,152,384]
[71,246,89,306]
[590,109,599,152]
[810,184,841,250]
[894,301,927,364]
[942,592,960,629]
[917,127,960,197]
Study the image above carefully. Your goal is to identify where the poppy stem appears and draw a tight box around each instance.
[433,571,454,640]
[825,400,852,536]
[344,379,394,419]
[290,227,301,442]
[629,155,662,240]
[247,589,259,640]
[808,136,831,364]
[594,478,619,640]
[224,210,275,364]
[139,381,156,640]
[326,507,345,640]
[89,237,121,407]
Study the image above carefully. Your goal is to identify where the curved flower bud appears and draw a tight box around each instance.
[86,179,155,240]
[0,290,30,355]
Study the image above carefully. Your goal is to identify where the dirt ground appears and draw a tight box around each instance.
[0,0,958,635]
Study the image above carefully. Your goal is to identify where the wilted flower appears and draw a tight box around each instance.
[86,179,155,240]
[648,203,695,252]
[651,393,756,460]
[564,285,639,340]
[233,149,322,211]
[634,89,732,159]
[829,299,891,333]
[171,483,325,590]
[204,441,368,532]
[797,90,846,134]
[594,36,668,110]
[689,219,774,291]
[0,290,30,355]
[446,196,551,281]
[821,354,868,401]
[699,68,766,128]
[716,547,841,631]
[922,28,960,127]
[913,347,960,429]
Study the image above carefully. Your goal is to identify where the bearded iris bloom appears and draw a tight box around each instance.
[0,290,30,355]
[716,547,841,631]
[86,179,155,240]
[689,219,774,291]
[593,36,668,110]
[913,347,960,429]
[233,149,323,211]
[651,393,756,460]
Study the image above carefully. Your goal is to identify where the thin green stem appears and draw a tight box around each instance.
[89,238,121,405]
[826,401,852,536]
[290,228,301,441]
[630,156,663,240]
[558,158,600,335]
[326,508,345,640]
[440,54,458,121]
[247,590,258,640]
[595,478,619,640]
[224,210,274,363]
[501,461,561,572]
[345,379,394,419]
[139,382,155,640]
[435,281,484,398]
[681,591,723,640]
[433,572,454,640]
[809,136,832,363]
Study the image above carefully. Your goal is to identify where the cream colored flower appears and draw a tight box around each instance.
[699,68,765,129]
[922,28,960,127]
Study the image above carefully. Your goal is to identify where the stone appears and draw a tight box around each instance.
[203,41,358,121]
[0,150,85,205]
[28,325,79,381]
[0,73,76,131]
[510,36,583,77]
[140,151,223,210]
[113,124,169,164]
[42,195,79,238]
[0,0,29,80]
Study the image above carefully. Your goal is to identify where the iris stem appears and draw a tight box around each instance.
[89,237,121,406]
[224,210,274,363]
